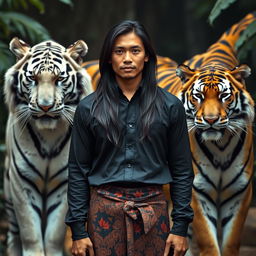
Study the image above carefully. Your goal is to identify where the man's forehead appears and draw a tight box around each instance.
[113,32,144,47]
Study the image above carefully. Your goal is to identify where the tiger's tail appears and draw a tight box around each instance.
[218,11,256,49]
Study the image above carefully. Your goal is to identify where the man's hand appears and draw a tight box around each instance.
[72,237,94,256]
[164,233,188,256]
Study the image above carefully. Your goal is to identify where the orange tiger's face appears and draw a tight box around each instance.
[177,64,254,141]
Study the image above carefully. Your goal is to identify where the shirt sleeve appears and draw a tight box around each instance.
[65,103,94,241]
[167,99,194,237]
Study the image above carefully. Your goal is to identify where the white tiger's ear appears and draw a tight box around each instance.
[176,64,195,83]
[9,37,31,60]
[231,64,251,80]
[67,40,88,64]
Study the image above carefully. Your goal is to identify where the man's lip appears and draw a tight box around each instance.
[121,66,135,69]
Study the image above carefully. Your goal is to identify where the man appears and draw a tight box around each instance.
[65,20,194,256]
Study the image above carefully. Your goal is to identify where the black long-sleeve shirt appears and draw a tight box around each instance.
[65,86,194,240]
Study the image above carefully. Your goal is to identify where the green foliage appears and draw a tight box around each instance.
[236,20,256,50]
[237,35,256,61]
[209,0,237,25]
[1,0,45,12]
[0,11,50,41]
[191,0,214,19]
[235,20,256,61]
[58,0,73,7]
[0,41,15,75]
[0,0,73,76]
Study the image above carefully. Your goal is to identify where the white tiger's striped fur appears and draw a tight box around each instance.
[4,38,93,256]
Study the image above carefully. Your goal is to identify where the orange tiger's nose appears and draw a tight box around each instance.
[204,115,219,124]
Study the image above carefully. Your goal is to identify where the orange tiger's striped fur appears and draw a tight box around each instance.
[83,12,256,256]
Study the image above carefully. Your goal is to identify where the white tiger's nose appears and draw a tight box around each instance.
[38,101,54,112]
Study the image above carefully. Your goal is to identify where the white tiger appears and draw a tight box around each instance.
[4,37,93,256]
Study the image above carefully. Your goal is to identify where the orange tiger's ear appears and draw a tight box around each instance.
[9,37,31,61]
[67,40,88,64]
[176,64,195,83]
[230,64,251,80]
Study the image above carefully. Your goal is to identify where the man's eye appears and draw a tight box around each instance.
[115,49,123,55]
[132,49,140,54]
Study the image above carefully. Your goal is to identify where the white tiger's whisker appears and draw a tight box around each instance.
[62,110,74,125]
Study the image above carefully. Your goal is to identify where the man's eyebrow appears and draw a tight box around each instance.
[114,45,142,49]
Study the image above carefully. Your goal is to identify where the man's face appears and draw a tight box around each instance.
[110,32,148,81]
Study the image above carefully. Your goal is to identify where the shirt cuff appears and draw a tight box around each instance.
[170,220,190,237]
[68,221,89,241]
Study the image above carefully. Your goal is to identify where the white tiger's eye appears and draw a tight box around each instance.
[29,76,36,81]
[57,77,64,81]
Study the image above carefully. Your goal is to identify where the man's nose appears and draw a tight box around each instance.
[124,51,132,63]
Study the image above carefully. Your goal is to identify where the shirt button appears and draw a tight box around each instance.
[127,164,132,168]
[128,123,133,128]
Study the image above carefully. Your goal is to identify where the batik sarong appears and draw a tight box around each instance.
[88,184,170,256]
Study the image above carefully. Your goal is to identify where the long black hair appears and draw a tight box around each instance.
[91,20,163,145]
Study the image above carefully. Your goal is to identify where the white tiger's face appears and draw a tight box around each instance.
[4,38,92,130]
[177,64,255,141]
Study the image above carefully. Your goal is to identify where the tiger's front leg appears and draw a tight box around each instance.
[44,185,68,256]
[220,178,252,256]
[9,164,45,256]
[4,169,22,256]
[192,174,221,256]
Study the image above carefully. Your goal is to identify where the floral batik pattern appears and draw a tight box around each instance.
[88,185,170,256]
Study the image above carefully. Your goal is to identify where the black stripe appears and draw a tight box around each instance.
[207,214,217,228]
[51,127,72,157]
[31,58,41,64]
[195,130,246,170]
[214,49,233,57]
[220,179,251,207]
[47,201,61,216]
[83,61,99,69]
[47,180,68,198]
[9,229,19,235]
[192,185,216,206]
[52,58,62,64]
[205,54,235,65]
[194,58,203,68]
[221,214,233,227]
[192,156,217,190]
[27,123,70,158]
[157,73,173,84]
[31,203,42,218]
[13,128,43,179]
[219,40,231,48]
[12,152,41,194]
[5,206,15,214]
[49,164,68,181]
[9,220,19,228]
[222,145,252,191]
[92,70,100,82]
